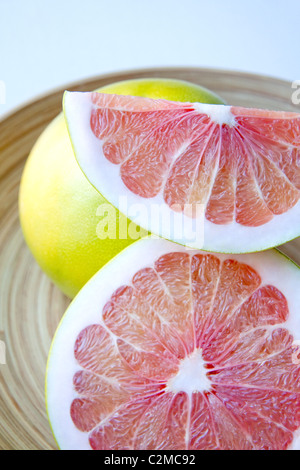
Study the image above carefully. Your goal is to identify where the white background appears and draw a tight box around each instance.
[0,0,299,117]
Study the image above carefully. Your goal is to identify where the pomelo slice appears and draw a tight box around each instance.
[63,92,300,253]
[46,238,300,450]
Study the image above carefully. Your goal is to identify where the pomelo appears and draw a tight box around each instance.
[19,79,224,298]
[46,237,300,450]
[64,91,300,253]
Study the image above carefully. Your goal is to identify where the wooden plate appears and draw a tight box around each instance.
[0,67,299,450]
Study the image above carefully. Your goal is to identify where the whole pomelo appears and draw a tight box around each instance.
[19,78,224,298]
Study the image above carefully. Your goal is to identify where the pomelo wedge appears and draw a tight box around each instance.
[64,92,300,253]
[46,238,300,450]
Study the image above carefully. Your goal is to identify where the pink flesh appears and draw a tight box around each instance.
[71,252,300,450]
[90,93,300,226]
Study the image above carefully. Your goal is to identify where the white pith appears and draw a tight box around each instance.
[46,237,300,450]
[167,349,211,395]
[193,103,236,127]
[63,91,300,253]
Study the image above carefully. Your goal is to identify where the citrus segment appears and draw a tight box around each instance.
[47,240,300,450]
[88,396,157,450]
[64,92,300,251]
[206,392,253,449]
[164,127,220,216]
[235,155,273,227]
[202,285,289,364]
[191,254,221,348]
[189,392,218,450]
[215,386,299,450]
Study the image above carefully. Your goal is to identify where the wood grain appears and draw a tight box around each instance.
[0,67,299,450]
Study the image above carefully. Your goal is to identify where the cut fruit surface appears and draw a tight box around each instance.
[64,92,300,252]
[46,238,300,450]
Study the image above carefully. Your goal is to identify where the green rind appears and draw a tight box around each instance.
[99,77,225,104]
